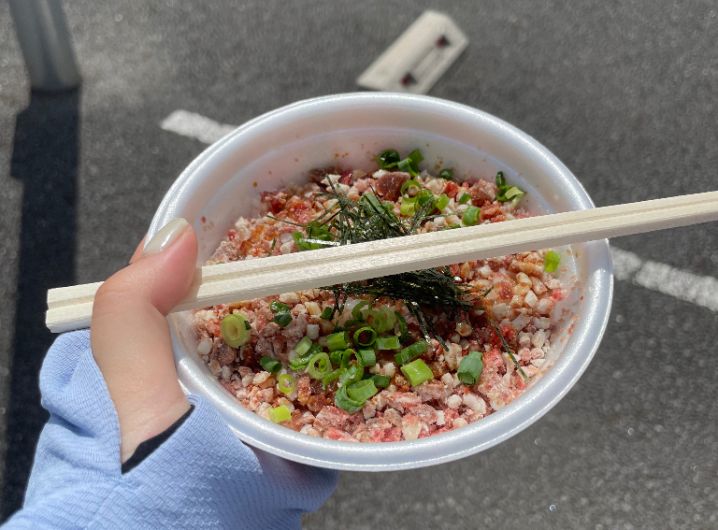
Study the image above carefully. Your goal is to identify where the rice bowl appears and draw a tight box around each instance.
[147,93,613,470]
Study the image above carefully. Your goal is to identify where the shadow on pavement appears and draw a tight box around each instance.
[2,89,80,519]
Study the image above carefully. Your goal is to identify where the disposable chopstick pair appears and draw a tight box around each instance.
[46,190,718,333]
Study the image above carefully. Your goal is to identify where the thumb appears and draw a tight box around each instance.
[92,218,198,462]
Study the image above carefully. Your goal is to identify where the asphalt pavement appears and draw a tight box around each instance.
[0,1,717,528]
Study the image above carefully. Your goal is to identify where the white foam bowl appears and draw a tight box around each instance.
[148,93,613,471]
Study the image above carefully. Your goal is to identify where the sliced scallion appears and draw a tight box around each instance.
[220,313,251,348]
[544,250,561,273]
[458,193,471,204]
[334,385,364,413]
[273,312,292,327]
[407,148,424,168]
[457,351,484,385]
[496,171,507,189]
[394,311,409,341]
[356,348,376,367]
[400,358,434,386]
[277,373,297,395]
[322,369,341,387]
[330,348,353,368]
[400,197,416,216]
[439,168,454,180]
[397,157,416,176]
[376,335,401,351]
[294,336,312,356]
[346,379,379,402]
[377,149,400,169]
[416,189,434,207]
[339,363,364,386]
[270,300,290,313]
[435,193,450,211]
[289,355,311,372]
[327,331,349,351]
[462,205,480,226]
[320,306,334,320]
[369,307,396,334]
[268,405,292,423]
[351,301,371,321]
[306,352,331,380]
[372,374,391,389]
[259,356,281,374]
[400,179,422,196]
[394,340,428,365]
[503,186,524,201]
[353,326,377,347]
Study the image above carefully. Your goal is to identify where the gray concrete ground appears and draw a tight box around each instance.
[0,1,717,528]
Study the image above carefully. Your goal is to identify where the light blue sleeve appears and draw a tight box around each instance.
[3,331,337,529]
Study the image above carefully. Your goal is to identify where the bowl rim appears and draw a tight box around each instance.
[149,92,614,471]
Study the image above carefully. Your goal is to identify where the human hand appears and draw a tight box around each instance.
[91,218,197,462]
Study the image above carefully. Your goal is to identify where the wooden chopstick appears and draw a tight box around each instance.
[46,191,718,333]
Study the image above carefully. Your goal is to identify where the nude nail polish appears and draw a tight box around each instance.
[143,218,189,255]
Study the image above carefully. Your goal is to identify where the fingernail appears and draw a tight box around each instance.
[143,218,190,256]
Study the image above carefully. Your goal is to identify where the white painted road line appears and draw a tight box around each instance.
[160,110,236,144]
[611,247,718,312]
[159,111,718,314]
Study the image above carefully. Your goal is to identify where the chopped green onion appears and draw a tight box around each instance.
[435,193,450,211]
[259,356,281,374]
[277,373,297,395]
[360,192,386,216]
[395,340,429,365]
[294,336,313,356]
[439,168,454,180]
[400,197,416,216]
[289,355,311,372]
[351,301,371,321]
[377,149,400,169]
[496,171,507,189]
[397,157,417,176]
[346,379,379,402]
[369,307,396,334]
[291,221,334,251]
[400,179,422,196]
[334,385,364,413]
[339,363,364,386]
[306,352,331,380]
[394,311,409,341]
[327,331,349,351]
[308,342,324,355]
[320,306,334,320]
[494,171,525,204]
[544,250,561,273]
[457,351,484,385]
[462,205,481,226]
[353,326,377,347]
[503,186,524,201]
[416,189,434,207]
[268,405,292,423]
[322,369,341,387]
[400,359,434,386]
[273,312,292,327]
[372,374,391,389]
[382,309,397,331]
[376,335,401,351]
[356,348,376,367]
[270,300,290,313]
[330,348,353,368]
[407,148,424,168]
[220,313,251,348]
[458,193,471,204]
